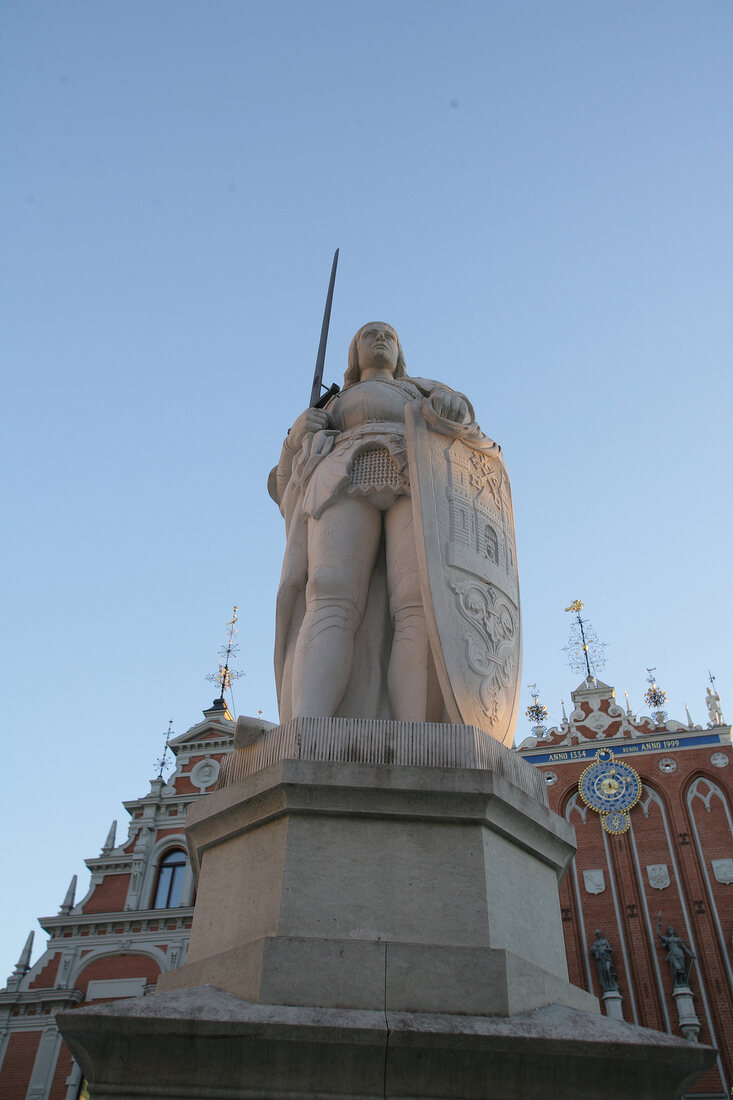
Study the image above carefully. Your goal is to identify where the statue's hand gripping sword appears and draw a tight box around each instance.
[309,249,340,409]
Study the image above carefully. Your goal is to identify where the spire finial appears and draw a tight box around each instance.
[206,606,245,712]
[60,874,77,914]
[563,601,606,682]
[155,719,174,778]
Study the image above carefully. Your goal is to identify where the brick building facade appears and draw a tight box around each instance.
[0,700,251,1100]
[518,676,732,1099]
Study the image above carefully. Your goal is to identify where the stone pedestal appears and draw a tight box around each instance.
[58,719,715,1098]
[602,988,625,1020]
[673,984,702,1041]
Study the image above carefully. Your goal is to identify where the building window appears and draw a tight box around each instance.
[152,849,187,909]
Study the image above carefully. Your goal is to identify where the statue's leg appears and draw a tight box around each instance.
[291,496,381,717]
[385,496,429,722]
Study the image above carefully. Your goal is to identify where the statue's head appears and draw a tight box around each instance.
[595,929,602,938]
[345,322,407,388]
[666,927,675,936]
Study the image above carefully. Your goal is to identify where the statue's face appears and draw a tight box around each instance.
[357,323,399,375]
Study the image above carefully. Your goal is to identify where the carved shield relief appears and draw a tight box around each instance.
[406,404,521,746]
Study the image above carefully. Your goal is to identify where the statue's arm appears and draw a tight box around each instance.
[409,376,474,425]
[270,406,334,504]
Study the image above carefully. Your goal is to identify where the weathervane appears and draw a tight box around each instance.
[155,719,174,779]
[525,683,549,737]
[644,668,668,724]
[206,606,246,705]
[563,600,607,681]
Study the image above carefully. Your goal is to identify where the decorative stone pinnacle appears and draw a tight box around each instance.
[13,931,34,976]
[102,820,117,854]
[60,874,77,914]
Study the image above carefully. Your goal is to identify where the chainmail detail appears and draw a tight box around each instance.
[349,448,409,492]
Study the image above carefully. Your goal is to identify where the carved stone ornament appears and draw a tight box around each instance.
[190,757,220,791]
[647,864,671,890]
[407,407,521,746]
[583,869,606,895]
[711,858,733,885]
[710,752,729,769]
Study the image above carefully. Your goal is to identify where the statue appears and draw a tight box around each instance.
[657,913,696,987]
[270,322,521,742]
[706,685,724,727]
[589,930,619,992]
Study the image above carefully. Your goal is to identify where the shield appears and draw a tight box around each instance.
[406,403,522,747]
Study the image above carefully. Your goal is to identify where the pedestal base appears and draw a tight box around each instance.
[57,984,715,1100]
[602,988,625,1020]
[157,719,595,1018]
[57,721,716,1096]
[673,984,702,1042]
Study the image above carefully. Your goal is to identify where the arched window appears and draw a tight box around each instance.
[152,849,187,909]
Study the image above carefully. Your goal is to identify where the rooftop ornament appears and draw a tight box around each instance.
[206,605,246,713]
[644,668,668,724]
[155,718,174,779]
[525,683,549,738]
[563,600,607,684]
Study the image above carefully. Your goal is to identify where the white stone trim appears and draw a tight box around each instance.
[85,977,147,1001]
[67,942,169,988]
[25,1024,63,1100]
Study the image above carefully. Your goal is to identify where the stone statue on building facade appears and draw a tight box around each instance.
[269,322,521,744]
[589,930,619,992]
[657,913,696,987]
[706,685,724,727]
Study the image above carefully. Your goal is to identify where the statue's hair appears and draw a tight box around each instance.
[344,323,407,389]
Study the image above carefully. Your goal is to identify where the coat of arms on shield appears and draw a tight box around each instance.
[406,402,521,747]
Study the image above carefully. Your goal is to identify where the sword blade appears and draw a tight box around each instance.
[309,248,339,407]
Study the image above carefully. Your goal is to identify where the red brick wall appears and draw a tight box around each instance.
[541,743,733,1096]
[0,1031,41,1099]
[48,1041,75,1100]
[28,953,61,990]
[81,874,129,914]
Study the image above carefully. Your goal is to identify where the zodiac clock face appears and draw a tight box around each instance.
[579,749,642,834]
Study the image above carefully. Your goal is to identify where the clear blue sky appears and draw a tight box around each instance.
[1,0,731,980]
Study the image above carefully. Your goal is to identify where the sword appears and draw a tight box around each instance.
[309,248,340,408]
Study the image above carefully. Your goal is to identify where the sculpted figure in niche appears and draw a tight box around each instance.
[269,322,520,736]
[657,912,696,988]
[589,930,619,993]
